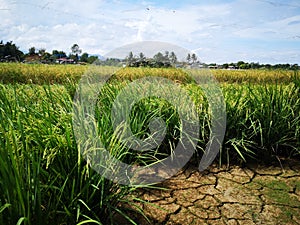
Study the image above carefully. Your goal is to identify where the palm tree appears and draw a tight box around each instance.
[191,53,197,64]
[71,44,82,62]
[186,53,191,64]
[170,52,177,64]
[138,52,146,66]
[139,52,145,60]
[126,51,135,66]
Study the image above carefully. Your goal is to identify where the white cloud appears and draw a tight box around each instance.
[234,15,300,40]
[1,0,300,63]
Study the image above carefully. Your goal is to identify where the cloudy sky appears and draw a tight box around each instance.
[1,0,300,63]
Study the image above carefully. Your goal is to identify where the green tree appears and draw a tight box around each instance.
[153,52,171,67]
[38,48,51,61]
[265,64,271,69]
[29,47,36,55]
[169,51,177,64]
[128,51,134,59]
[164,51,170,64]
[237,61,245,69]
[139,52,145,60]
[87,55,98,64]
[250,62,260,69]
[0,41,24,62]
[222,63,229,69]
[42,52,51,61]
[153,52,164,62]
[71,44,82,62]
[38,48,46,56]
[52,50,59,56]
[186,53,191,64]
[239,63,250,69]
[80,52,89,62]
[164,51,169,59]
[126,51,136,66]
[126,52,141,67]
[137,52,147,66]
[51,50,66,59]
[191,53,197,64]
[291,64,299,70]
[50,50,66,62]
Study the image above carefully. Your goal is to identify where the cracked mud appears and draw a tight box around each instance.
[117,159,300,225]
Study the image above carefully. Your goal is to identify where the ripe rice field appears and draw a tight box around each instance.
[0,63,299,224]
[0,63,297,84]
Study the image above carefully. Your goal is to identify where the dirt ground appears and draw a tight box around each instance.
[117,158,300,225]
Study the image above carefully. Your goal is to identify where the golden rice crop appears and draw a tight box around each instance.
[0,63,296,85]
[0,63,87,84]
[212,69,294,84]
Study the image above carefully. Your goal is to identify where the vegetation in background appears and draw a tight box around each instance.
[0,63,297,85]
[125,51,177,68]
[1,39,299,70]
[0,41,24,62]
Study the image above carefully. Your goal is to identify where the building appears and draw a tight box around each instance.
[56,58,75,64]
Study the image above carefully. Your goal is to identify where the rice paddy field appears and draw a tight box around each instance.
[0,63,299,224]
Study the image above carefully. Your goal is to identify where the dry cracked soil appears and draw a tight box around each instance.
[115,158,300,225]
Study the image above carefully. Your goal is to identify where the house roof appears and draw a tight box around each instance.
[57,58,74,61]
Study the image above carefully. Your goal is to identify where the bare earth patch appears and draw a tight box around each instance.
[117,159,300,225]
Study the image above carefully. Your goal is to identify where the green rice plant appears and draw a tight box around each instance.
[94,79,198,167]
[222,84,257,164]
[223,82,300,164]
[0,84,150,225]
[95,68,300,166]
[292,70,300,88]
[247,83,300,158]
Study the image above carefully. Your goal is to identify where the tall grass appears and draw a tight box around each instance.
[92,74,300,165]
[94,80,185,166]
[223,82,300,164]
[0,65,299,223]
[0,84,148,225]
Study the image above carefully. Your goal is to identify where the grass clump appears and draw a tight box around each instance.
[222,82,300,164]
[0,84,149,225]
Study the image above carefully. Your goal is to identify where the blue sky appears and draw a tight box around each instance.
[1,0,300,63]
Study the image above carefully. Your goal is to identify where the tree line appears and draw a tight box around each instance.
[125,51,178,68]
[0,40,298,70]
[207,61,299,70]
[124,51,200,68]
[0,41,24,62]
[0,41,98,64]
